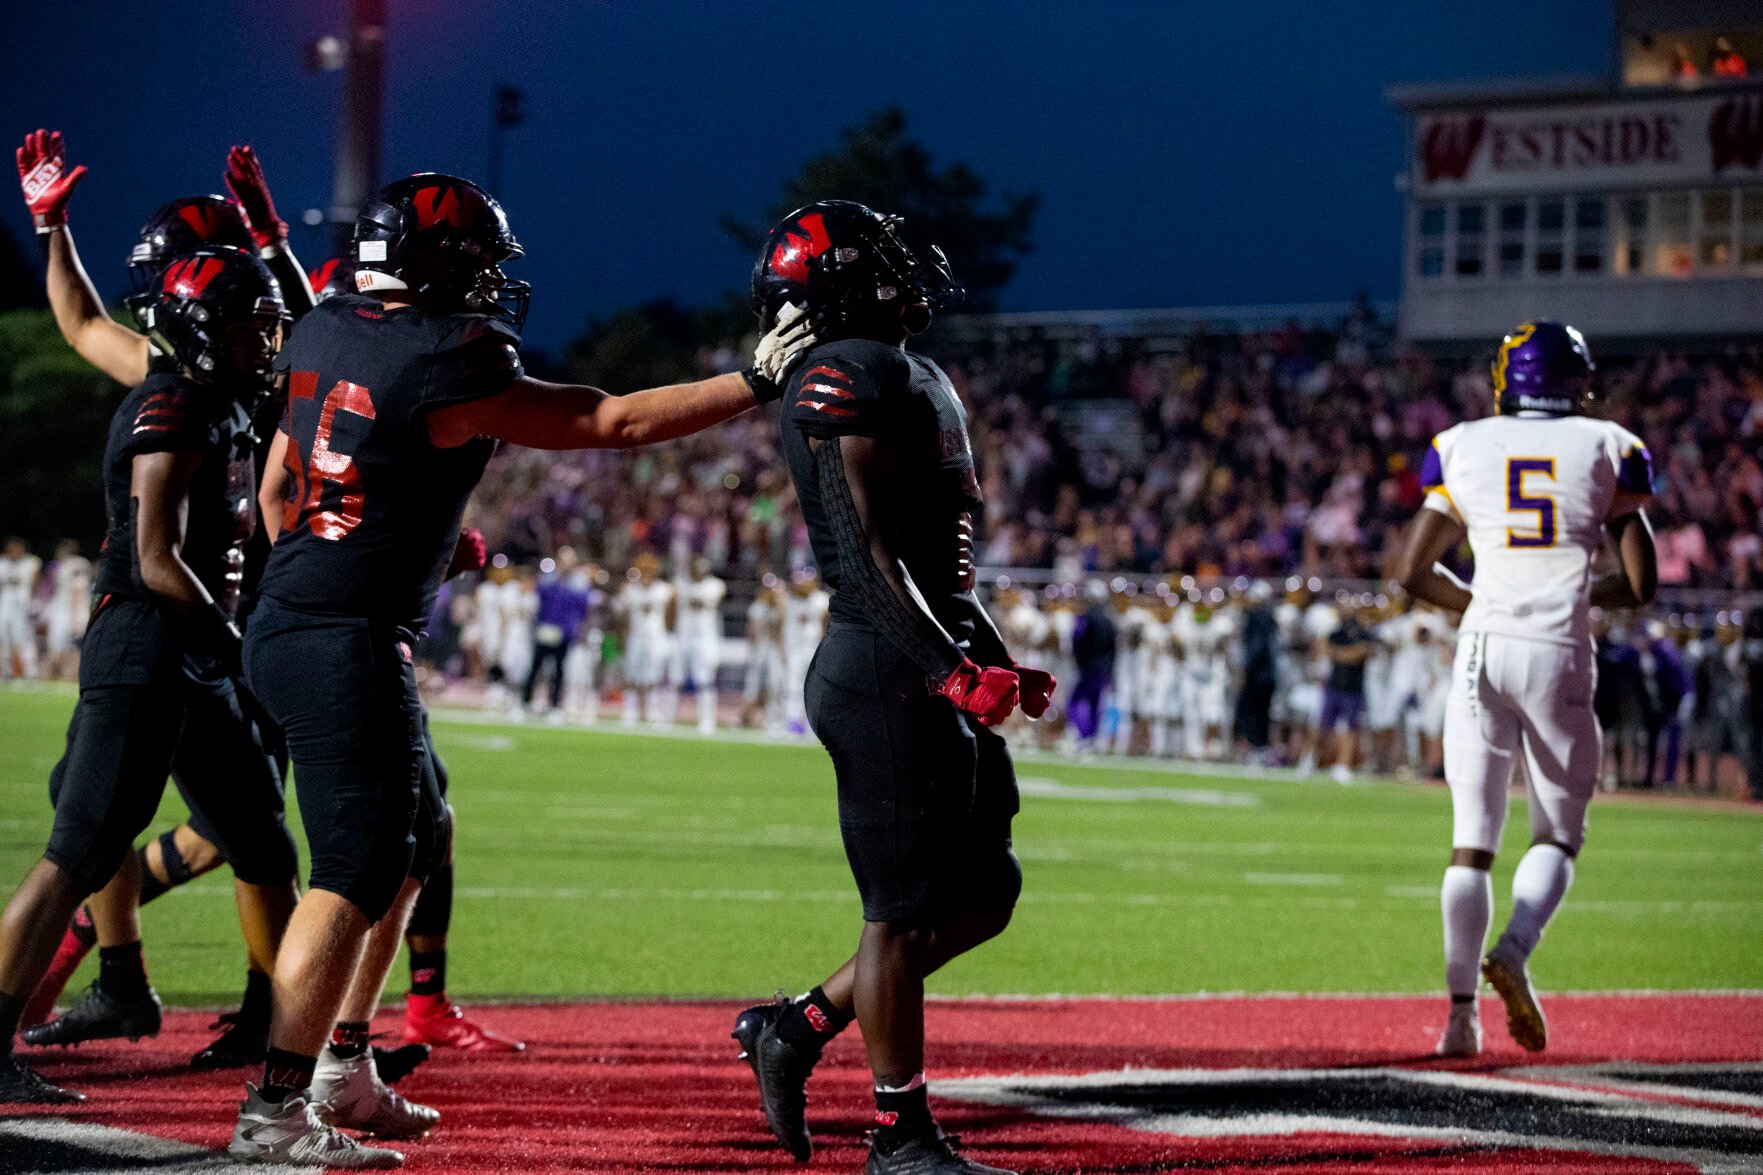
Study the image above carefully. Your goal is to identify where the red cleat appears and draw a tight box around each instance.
[402,993,525,1053]
[22,924,93,1029]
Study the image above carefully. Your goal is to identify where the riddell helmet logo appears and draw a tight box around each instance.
[1419,115,1486,182]
[1710,95,1763,172]
[770,213,833,284]
[162,256,225,299]
[414,186,475,230]
[177,202,225,240]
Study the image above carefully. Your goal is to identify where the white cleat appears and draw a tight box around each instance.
[229,1085,405,1168]
[1483,945,1548,1052]
[312,1049,441,1139]
[1436,1004,1483,1058]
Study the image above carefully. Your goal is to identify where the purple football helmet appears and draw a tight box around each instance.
[1491,321,1594,416]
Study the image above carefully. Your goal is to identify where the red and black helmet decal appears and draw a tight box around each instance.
[161,255,226,299]
[767,212,833,284]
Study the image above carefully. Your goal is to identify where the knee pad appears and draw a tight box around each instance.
[158,828,196,886]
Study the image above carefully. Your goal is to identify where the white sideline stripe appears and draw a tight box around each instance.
[1241,872,1343,887]
[0,1117,302,1174]
[1016,776,1259,807]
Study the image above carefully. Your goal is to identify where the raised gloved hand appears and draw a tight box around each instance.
[1010,662,1058,719]
[446,527,488,580]
[936,660,1020,726]
[224,145,287,249]
[744,302,817,403]
[16,129,86,229]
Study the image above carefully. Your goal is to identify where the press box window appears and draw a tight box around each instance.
[1656,192,1692,277]
[1742,188,1763,270]
[1535,199,1565,275]
[1497,201,1527,277]
[1455,203,1485,278]
[1614,195,1649,275]
[1417,203,1445,278]
[1700,190,1735,270]
[1573,198,1605,274]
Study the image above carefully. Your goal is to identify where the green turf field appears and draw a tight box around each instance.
[2,684,1759,1005]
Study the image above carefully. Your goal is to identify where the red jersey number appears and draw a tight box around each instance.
[283,372,376,541]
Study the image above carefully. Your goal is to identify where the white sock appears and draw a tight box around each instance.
[1497,844,1574,960]
[1441,865,1493,997]
[698,688,718,733]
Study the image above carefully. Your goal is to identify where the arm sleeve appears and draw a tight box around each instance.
[1615,438,1654,496]
[957,590,1012,666]
[786,348,907,441]
[416,317,525,417]
[813,437,966,680]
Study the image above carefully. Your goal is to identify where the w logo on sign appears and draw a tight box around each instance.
[1419,115,1485,183]
[1710,95,1763,172]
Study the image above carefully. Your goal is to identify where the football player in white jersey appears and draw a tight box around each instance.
[781,569,829,734]
[43,540,92,681]
[743,574,787,729]
[1147,594,1184,758]
[0,537,41,680]
[619,555,675,726]
[674,556,727,734]
[1397,322,1657,1060]
[498,566,539,709]
[1174,590,1237,761]
[1109,587,1147,755]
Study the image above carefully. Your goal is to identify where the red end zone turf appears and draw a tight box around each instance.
[4,994,1761,1173]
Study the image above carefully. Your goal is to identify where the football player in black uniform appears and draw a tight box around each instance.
[731,203,1057,1175]
[0,247,297,1104]
[14,131,321,1071]
[227,173,816,1167]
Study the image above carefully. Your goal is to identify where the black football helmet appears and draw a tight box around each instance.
[138,246,288,389]
[750,200,962,337]
[353,173,529,329]
[127,196,253,295]
[306,256,356,302]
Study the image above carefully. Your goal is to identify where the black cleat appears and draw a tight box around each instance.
[731,996,818,1162]
[21,980,161,1047]
[865,1128,1017,1175]
[190,1010,269,1070]
[372,1042,431,1085]
[0,1054,84,1104]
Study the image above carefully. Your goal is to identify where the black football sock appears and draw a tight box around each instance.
[408,950,447,997]
[97,941,150,1000]
[239,969,272,1023]
[1451,993,1476,1006]
[328,1020,371,1060]
[872,1076,933,1147]
[0,990,24,1056]
[775,985,853,1052]
[69,905,98,949]
[260,1046,316,1102]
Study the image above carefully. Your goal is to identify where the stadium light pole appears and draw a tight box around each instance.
[329,0,387,257]
[487,84,524,194]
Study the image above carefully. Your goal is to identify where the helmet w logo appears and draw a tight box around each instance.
[162,256,225,299]
[769,213,833,284]
[414,186,473,230]
[178,202,223,240]
[1419,115,1485,183]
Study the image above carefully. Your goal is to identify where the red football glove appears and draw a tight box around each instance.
[445,528,487,580]
[16,129,86,228]
[936,660,1020,726]
[1011,662,1058,720]
[224,145,287,249]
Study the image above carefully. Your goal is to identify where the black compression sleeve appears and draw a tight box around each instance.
[960,591,1012,667]
[261,247,316,320]
[814,439,966,681]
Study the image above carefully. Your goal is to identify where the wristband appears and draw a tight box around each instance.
[742,367,783,405]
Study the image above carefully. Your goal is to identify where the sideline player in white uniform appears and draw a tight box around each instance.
[43,539,92,681]
[742,575,787,729]
[674,556,727,734]
[1174,592,1237,760]
[1397,322,1656,1059]
[1109,588,1147,756]
[0,537,41,680]
[499,565,539,705]
[780,569,828,735]
[619,555,675,726]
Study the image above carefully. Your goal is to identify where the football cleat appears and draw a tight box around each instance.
[311,1049,440,1140]
[1435,1004,1483,1058]
[731,996,818,1162]
[21,979,161,1047]
[1483,947,1548,1051]
[402,993,525,1052]
[0,1054,84,1103]
[190,1009,268,1070]
[20,924,93,1028]
[229,1085,404,1168]
[372,1042,432,1085]
[866,1128,1017,1175]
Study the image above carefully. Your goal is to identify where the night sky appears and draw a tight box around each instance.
[1,0,1611,353]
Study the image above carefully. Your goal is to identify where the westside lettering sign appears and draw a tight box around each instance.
[1414,90,1763,195]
